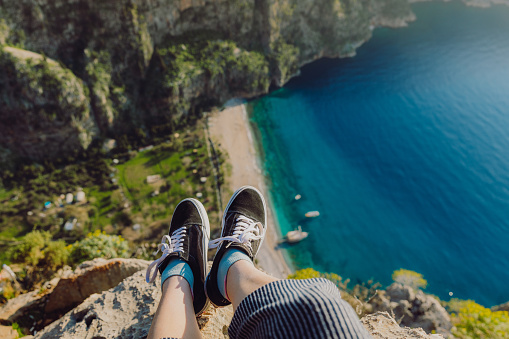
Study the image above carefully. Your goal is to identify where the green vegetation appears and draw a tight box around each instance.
[0,47,90,123]
[144,40,270,123]
[0,119,225,296]
[392,268,428,289]
[5,229,128,292]
[270,40,300,85]
[289,267,351,290]
[447,299,509,339]
[69,230,129,263]
[12,322,24,337]
[8,230,70,288]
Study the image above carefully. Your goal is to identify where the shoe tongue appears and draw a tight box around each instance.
[227,210,261,225]
[223,214,255,258]
[171,203,203,228]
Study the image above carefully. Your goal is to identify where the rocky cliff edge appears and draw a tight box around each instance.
[1,258,447,338]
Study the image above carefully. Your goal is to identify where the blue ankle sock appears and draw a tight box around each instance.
[217,248,252,299]
[161,258,194,292]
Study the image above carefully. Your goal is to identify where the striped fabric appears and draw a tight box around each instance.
[229,278,372,339]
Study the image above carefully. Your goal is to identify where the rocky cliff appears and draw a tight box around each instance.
[0,0,415,165]
[0,258,455,338]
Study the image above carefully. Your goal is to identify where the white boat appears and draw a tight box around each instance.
[305,211,320,218]
[286,226,308,243]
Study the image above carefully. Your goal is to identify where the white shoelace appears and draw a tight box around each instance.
[145,227,186,283]
[209,215,265,250]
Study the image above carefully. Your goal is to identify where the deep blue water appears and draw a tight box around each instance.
[251,1,509,307]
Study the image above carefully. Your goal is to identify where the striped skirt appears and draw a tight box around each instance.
[229,278,371,339]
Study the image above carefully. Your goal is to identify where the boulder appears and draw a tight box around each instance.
[34,270,234,339]
[0,278,59,324]
[492,301,509,312]
[44,258,150,315]
[369,283,452,336]
[0,258,149,333]
[0,324,19,339]
[361,312,444,339]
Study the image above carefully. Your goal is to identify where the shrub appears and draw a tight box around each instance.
[9,230,70,289]
[69,230,129,264]
[288,268,321,280]
[41,240,69,270]
[1,282,16,300]
[11,322,24,337]
[288,268,348,290]
[448,299,509,339]
[392,269,427,289]
[10,230,51,267]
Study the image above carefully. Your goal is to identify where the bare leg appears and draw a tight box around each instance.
[148,276,203,339]
[226,260,279,310]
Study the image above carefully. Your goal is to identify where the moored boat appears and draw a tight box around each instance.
[286,226,308,243]
[305,211,320,218]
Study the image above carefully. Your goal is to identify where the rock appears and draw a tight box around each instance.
[369,283,452,336]
[0,277,59,323]
[0,46,97,162]
[361,312,444,339]
[0,324,19,339]
[44,258,150,315]
[0,258,149,334]
[492,301,509,312]
[0,290,43,323]
[29,265,438,339]
[386,283,416,302]
[34,270,234,339]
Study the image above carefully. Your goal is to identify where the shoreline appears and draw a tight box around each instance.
[207,99,293,279]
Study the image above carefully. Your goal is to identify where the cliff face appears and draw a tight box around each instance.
[0,0,415,164]
[0,46,96,163]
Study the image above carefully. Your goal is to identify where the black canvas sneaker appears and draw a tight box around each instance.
[146,198,210,316]
[205,186,267,307]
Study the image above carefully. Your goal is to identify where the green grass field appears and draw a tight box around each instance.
[0,121,224,260]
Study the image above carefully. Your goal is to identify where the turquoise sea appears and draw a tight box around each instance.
[251,1,509,307]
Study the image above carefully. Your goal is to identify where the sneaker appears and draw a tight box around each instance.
[205,186,267,307]
[145,198,210,316]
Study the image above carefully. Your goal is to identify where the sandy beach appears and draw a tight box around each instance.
[207,100,292,279]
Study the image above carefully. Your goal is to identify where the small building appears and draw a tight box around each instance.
[76,191,86,203]
[64,218,78,231]
[65,193,73,204]
[102,139,117,153]
[147,174,161,184]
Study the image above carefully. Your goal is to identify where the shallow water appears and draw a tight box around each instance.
[251,1,509,306]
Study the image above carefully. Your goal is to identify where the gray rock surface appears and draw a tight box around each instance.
[34,269,443,339]
[0,278,59,325]
[369,283,452,337]
[34,270,234,339]
[0,258,149,333]
[361,312,444,339]
[492,301,509,312]
[44,257,150,315]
